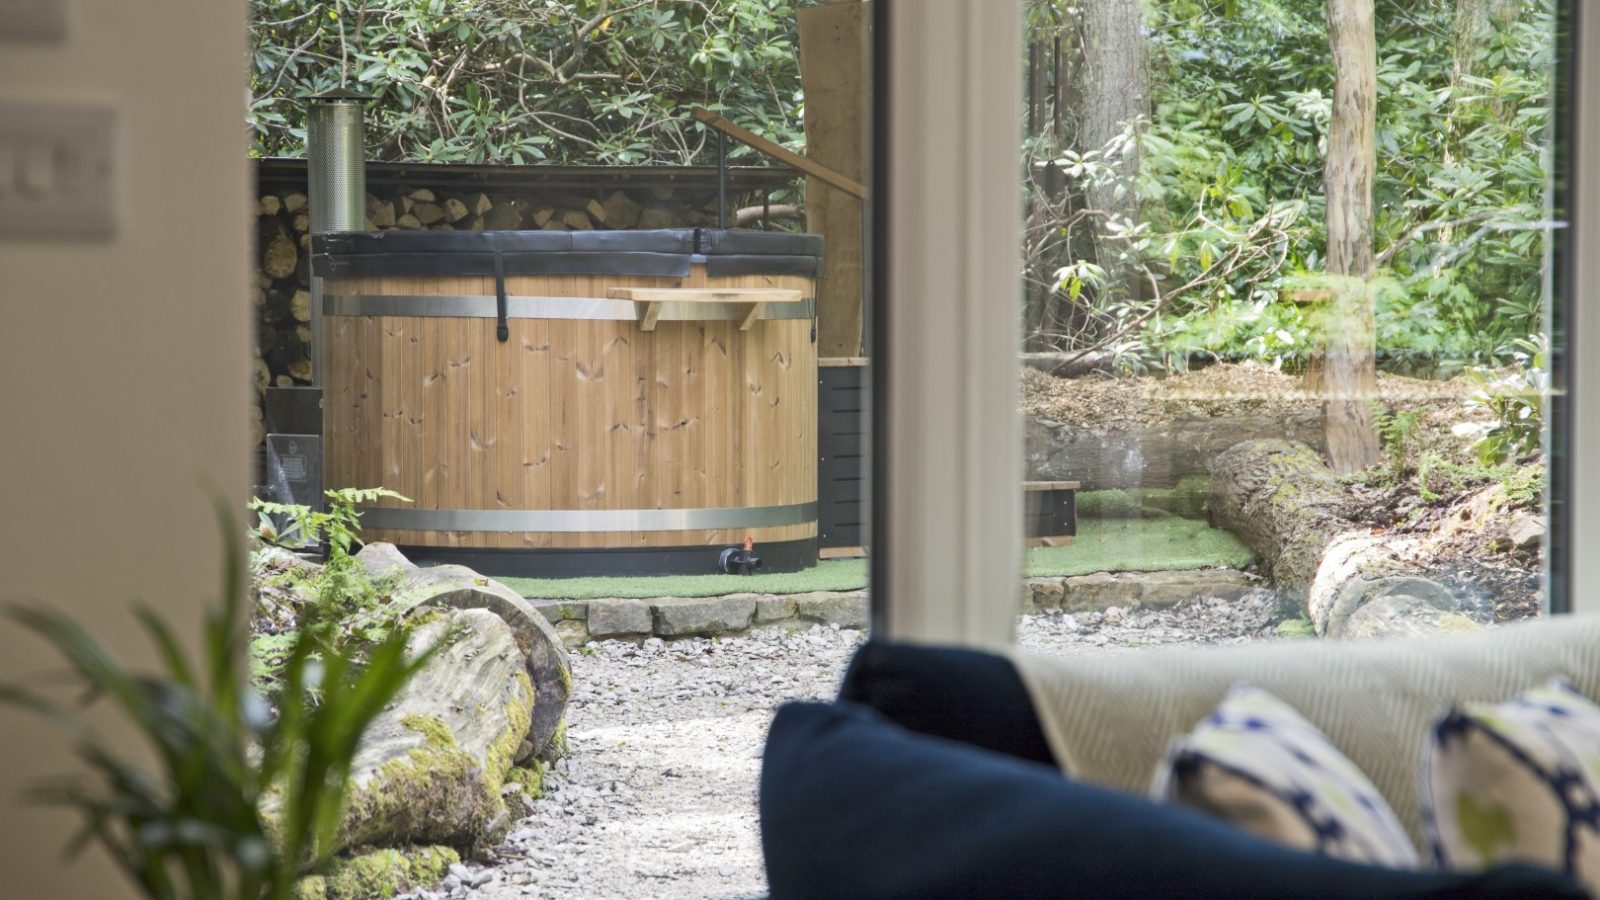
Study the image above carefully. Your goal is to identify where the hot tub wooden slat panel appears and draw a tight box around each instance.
[521,316,554,548]
[360,522,817,550]
[327,263,817,556]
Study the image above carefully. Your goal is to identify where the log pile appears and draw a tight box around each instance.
[253,182,786,444]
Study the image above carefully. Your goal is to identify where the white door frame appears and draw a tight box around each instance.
[873,0,1025,646]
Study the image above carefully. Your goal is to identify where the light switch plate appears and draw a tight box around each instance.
[0,102,117,239]
[0,0,68,41]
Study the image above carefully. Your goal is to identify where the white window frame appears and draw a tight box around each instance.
[877,0,1596,634]
[1571,1,1600,615]
[874,0,1025,646]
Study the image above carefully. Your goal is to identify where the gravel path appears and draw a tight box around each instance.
[414,592,1281,900]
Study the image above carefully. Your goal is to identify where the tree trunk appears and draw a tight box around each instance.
[1322,0,1381,474]
[1077,0,1146,304]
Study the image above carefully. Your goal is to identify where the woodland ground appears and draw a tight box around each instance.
[1025,362,1544,621]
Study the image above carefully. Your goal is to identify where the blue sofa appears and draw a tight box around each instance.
[758,640,1591,900]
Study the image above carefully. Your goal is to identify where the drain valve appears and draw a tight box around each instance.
[718,535,763,575]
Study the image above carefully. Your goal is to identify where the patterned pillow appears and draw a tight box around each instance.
[1422,678,1600,891]
[1153,682,1418,868]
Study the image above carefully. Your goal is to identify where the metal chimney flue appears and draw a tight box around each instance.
[306,87,369,391]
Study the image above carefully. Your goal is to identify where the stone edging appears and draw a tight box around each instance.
[525,568,1261,646]
[529,591,870,646]
[1024,568,1260,614]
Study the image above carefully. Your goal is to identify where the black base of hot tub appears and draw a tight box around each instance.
[396,537,820,579]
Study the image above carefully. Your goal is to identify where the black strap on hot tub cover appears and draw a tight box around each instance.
[311,228,824,281]
[491,234,509,342]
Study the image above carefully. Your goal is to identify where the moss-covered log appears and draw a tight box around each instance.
[1208,439,1356,597]
[295,846,460,900]
[377,551,571,762]
[1209,439,1490,638]
[335,608,534,853]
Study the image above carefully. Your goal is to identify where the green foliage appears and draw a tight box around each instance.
[1466,335,1547,464]
[0,504,439,900]
[1275,618,1316,639]
[1027,0,1556,367]
[251,488,411,691]
[1375,404,1423,475]
[249,0,814,167]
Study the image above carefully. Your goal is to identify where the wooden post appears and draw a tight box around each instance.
[798,0,869,357]
[1323,0,1381,474]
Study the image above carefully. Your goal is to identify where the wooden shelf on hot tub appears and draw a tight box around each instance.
[605,287,804,332]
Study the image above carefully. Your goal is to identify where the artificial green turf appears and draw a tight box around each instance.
[1023,517,1254,578]
[493,516,1253,599]
[497,558,869,600]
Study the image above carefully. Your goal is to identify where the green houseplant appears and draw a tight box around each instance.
[0,502,437,900]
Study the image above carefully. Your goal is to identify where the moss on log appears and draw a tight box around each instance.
[1209,439,1492,638]
[335,609,534,853]
[1209,439,1355,599]
[385,554,571,761]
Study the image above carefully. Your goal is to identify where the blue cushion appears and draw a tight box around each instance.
[838,640,1057,766]
[759,701,1589,900]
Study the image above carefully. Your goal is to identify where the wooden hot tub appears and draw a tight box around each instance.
[311,228,823,575]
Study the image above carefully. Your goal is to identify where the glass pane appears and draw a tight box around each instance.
[247,2,872,896]
[1018,0,1560,650]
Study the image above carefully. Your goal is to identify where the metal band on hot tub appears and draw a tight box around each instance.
[355,502,819,533]
[324,294,816,322]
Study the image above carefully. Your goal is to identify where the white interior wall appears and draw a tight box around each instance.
[0,1,250,896]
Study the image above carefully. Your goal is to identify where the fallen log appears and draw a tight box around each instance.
[379,552,572,761]
[1209,439,1491,637]
[330,608,532,853]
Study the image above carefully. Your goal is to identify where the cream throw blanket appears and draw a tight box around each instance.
[1007,616,1600,849]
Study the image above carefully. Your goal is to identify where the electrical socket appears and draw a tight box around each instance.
[0,102,117,240]
[0,0,68,41]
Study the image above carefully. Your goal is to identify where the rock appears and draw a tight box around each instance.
[651,596,757,637]
[1507,513,1545,551]
[791,592,870,629]
[555,619,590,648]
[1136,569,1256,608]
[312,610,533,853]
[1341,589,1488,640]
[529,599,589,623]
[393,565,571,761]
[355,541,419,580]
[754,595,797,624]
[1061,573,1142,610]
[1027,579,1066,613]
[586,599,653,638]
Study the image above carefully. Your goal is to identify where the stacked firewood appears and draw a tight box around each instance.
[252,182,777,445]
